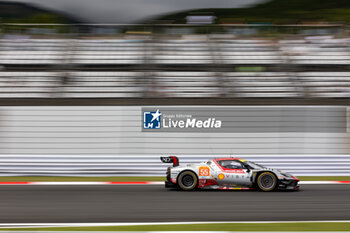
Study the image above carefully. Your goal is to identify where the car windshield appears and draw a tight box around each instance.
[217,160,245,169]
[246,161,266,169]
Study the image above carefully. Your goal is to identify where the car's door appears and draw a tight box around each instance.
[214,159,252,186]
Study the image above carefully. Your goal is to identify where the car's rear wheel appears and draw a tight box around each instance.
[256,172,277,192]
[177,171,198,191]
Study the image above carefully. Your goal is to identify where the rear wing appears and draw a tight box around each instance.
[160,156,179,167]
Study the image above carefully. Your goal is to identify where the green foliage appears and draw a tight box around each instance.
[0,2,79,24]
[23,13,69,24]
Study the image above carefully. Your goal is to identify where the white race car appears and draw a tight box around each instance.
[161,156,299,191]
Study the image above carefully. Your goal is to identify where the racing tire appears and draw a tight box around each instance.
[256,172,277,192]
[177,171,198,191]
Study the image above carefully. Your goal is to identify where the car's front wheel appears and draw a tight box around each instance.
[177,171,198,191]
[256,172,277,192]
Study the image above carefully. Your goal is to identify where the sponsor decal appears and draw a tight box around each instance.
[143,109,162,129]
[199,167,210,176]
[218,173,225,180]
[198,179,218,188]
[225,169,245,174]
[142,107,223,132]
[163,118,221,129]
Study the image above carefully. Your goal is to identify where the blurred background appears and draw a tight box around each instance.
[0,0,349,178]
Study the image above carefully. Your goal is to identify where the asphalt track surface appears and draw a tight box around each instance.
[0,184,349,223]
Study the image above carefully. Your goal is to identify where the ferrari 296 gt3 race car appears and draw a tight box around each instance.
[161,156,299,191]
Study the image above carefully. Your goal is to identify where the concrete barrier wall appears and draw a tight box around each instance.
[0,106,349,176]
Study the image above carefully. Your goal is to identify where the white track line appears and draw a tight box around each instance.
[29,182,110,185]
[1,220,350,228]
[300,181,349,184]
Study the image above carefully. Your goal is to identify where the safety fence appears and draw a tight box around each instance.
[1,154,350,176]
[0,71,349,98]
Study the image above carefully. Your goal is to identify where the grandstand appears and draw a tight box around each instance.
[0,27,349,100]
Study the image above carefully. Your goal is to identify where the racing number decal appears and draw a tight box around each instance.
[199,166,210,176]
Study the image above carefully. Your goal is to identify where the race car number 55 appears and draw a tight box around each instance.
[199,166,210,176]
